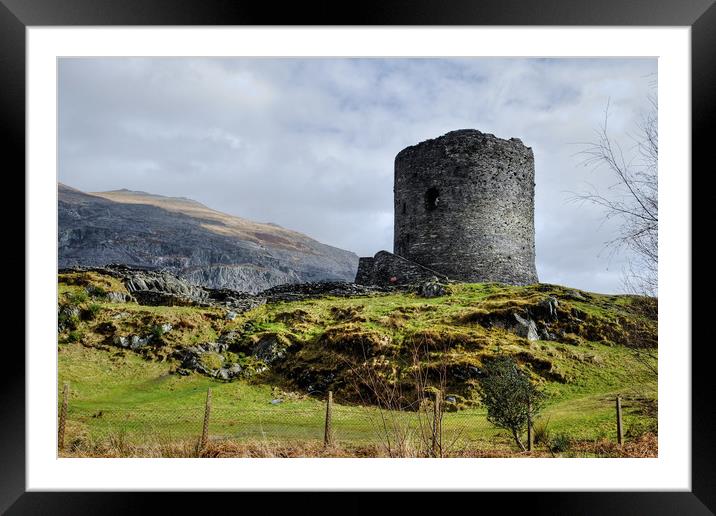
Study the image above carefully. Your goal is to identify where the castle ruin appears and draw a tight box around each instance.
[356,129,538,286]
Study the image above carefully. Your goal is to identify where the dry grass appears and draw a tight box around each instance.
[59,432,657,458]
[570,432,658,458]
[60,434,381,458]
[61,435,200,458]
[199,440,381,458]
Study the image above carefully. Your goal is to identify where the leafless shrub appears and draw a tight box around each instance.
[337,334,460,458]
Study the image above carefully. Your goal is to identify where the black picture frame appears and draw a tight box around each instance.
[4,0,712,513]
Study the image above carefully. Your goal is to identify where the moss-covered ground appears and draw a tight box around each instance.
[58,272,657,456]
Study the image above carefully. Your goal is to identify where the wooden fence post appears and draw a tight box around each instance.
[616,395,624,445]
[198,388,212,454]
[324,390,334,447]
[58,382,69,451]
[527,398,533,452]
[431,390,442,457]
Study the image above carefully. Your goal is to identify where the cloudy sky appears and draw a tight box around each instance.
[58,57,657,294]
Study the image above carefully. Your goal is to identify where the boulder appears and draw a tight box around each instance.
[564,289,587,301]
[466,310,540,341]
[130,335,151,349]
[58,304,81,332]
[106,291,132,303]
[113,334,151,349]
[417,277,448,298]
[252,334,290,364]
[225,363,243,376]
[530,296,559,321]
[173,342,245,380]
[113,335,129,348]
[511,313,539,341]
[215,363,244,381]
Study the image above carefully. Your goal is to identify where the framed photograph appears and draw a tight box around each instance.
[7,0,712,512]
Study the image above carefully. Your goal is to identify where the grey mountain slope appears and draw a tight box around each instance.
[58,183,359,293]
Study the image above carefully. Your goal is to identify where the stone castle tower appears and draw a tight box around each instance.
[392,129,538,285]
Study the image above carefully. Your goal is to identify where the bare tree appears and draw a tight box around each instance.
[576,93,658,297]
[575,89,659,387]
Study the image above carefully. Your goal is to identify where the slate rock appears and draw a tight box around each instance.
[512,313,539,341]
[417,277,448,298]
[252,334,289,364]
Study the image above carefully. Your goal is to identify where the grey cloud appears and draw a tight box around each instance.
[59,57,657,293]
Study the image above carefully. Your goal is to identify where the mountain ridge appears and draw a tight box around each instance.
[58,183,359,293]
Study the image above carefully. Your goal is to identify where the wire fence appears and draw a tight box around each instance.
[58,387,656,457]
[62,407,499,449]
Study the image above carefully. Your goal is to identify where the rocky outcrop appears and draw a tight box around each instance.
[111,323,172,350]
[113,334,153,350]
[464,309,539,341]
[416,277,449,298]
[57,304,80,332]
[509,313,539,341]
[61,265,268,312]
[260,281,395,303]
[58,183,359,293]
[250,333,291,364]
[460,297,560,342]
[173,342,251,380]
[123,270,208,302]
[61,265,396,316]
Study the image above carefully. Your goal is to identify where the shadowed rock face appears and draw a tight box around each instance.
[58,183,359,293]
[393,129,538,285]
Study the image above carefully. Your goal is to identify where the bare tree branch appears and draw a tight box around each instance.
[574,91,658,297]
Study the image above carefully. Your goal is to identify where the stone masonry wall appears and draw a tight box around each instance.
[354,250,448,286]
[354,257,375,285]
[393,129,538,285]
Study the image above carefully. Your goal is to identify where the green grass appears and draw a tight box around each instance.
[58,271,657,453]
[59,342,655,450]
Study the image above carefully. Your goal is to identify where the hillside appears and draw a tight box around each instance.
[58,183,359,293]
[57,268,657,456]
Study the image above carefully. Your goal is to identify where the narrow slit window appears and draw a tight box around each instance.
[425,187,440,211]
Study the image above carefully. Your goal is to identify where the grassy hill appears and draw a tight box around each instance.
[57,270,657,457]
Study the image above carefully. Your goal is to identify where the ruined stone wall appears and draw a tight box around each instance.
[393,129,538,285]
[354,251,448,286]
[354,257,375,285]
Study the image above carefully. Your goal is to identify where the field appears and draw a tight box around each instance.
[58,272,658,457]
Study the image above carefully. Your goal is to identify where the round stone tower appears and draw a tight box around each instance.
[393,129,538,285]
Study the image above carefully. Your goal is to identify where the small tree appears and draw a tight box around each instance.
[478,355,544,451]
